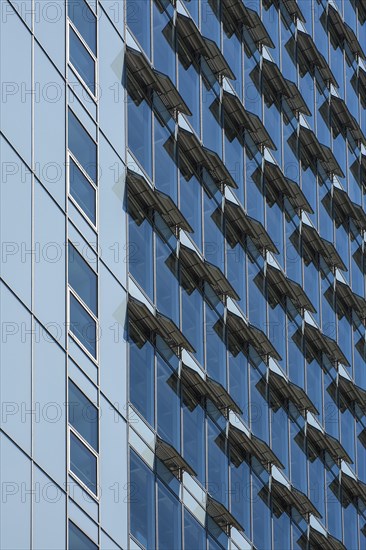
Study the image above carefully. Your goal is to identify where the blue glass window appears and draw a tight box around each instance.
[155,234,179,324]
[69,521,98,550]
[68,0,96,54]
[68,379,98,451]
[68,109,97,183]
[129,340,154,426]
[127,96,152,178]
[184,510,205,550]
[158,482,181,550]
[157,357,180,449]
[128,215,153,300]
[69,158,96,224]
[208,420,228,506]
[70,293,97,358]
[70,432,97,494]
[69,27,95,94]
[130,451,155,550]
[68,243,97,315]
[183,393,205,484]
[127,0,151,57]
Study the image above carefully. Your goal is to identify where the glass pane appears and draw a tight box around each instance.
[69,521,98,550]
[130,451,155,550]
[69,27,95,94]
[127,0,151,57]
[157,357,180,449]
[68,243,97,315]
[183,393,205,485]
[68,109,97,183]
[70,432,97,494]
[129,339,154,426]
[128,215,153,299]
[70,293,97,358]
[184,510,205,550]
[68,379,98,451]
[127,96,152,178]
[69,158,96,224]
[68,0,96,53]
[158,482,181,550]
[208,420,228,506]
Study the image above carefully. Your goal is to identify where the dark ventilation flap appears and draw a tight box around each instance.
[255,159,313,213]
[178,244,239,299]
[155,436,196,478]
[128,296,195,352]
[228,423,284,470]
[331,186,366,231]
[292,125,344,177]
[320,96,366,146]
[303,321,350,366]
[257,367,319,415]
[301,223,347,271]
[340,471,366,504]
[224,310,281,360]
[263,478,322,520]
[285,80,311,116]
[327,4,366,58]
[335,280,366,320]
[180,363,242,416]
[206,494,244,534]
[174,13,235,79]
[174,127,237,188]
[223,200,278,253]
[297,527,347,550]
[305,423,352,464]
[295,30,338,86]
[125,46,191,116]
[255,264,315,313]
[127,169,193,232]
[331,376,366,412]
[263,0,306,22]
[221,91,276,150]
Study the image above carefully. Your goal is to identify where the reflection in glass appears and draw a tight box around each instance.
[70,432,97,493]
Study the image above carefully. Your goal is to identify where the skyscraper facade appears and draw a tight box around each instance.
[1,0,366,548]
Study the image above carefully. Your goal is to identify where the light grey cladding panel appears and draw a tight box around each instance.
[0,137,32,308]
[99,397,128,548]
[32,466,67,550]
[33,179,66,347]
[0,433,31,550]
[34,43,66,208]
[99,135,127,287]
[33,322,67,487]
[99,263,127,412]
[99,9,125,154]
[0,283,32,454]
[0,7,32,166]
[34,0,66,74]
[5,1,33,30]
[99,0,124,35]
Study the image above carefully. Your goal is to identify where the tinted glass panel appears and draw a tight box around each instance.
[184,510,205,550]
[69,521,98,550]
[68,109,97,183]
[129,340,154,426]
[70,293,97,358]
[68,379,98,451]
[69,27,95,94]
[158,482,181,550]
[68,242,97,314]
[70,432,97,494]
[68,0,96,53]
[69,158,96,224]
[157,357,180,449]
[130,451,155,550]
